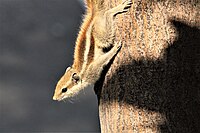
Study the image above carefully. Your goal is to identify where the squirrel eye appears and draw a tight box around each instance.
[72,73,80,82]
[62,88,68,93]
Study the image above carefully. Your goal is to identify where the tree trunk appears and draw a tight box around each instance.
[95,0,200,132]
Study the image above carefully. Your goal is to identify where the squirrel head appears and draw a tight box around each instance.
[53,67,81,101]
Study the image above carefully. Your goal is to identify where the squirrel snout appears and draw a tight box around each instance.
[53,95,58,101]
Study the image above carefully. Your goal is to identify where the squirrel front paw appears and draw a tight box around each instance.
[114,41,122,52]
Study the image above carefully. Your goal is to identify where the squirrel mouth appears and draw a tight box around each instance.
[53,95,65,101]
[59,96,65,101]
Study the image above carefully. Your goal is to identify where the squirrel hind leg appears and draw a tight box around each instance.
[99,0,132,47]
[105,0,132,17]
[93,0,132,49]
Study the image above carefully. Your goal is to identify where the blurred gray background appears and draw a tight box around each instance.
[0,0,100,132]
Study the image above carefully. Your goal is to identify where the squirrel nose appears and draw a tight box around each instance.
[53,96,57,101]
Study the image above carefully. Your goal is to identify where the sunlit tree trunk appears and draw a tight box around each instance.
[95,0,200,132]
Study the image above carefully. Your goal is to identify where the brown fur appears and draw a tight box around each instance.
[53,0,132,100]
[72,0,94,72]
[53,68,77,100]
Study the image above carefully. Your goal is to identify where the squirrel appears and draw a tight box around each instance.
[53,0,132,101]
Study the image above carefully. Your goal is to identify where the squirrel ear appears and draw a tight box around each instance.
[65,67,71,72]
[72,73,80,83]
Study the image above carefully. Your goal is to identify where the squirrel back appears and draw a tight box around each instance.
[86,0,105,12]
[53,0,132,100]
[72,0,105,72]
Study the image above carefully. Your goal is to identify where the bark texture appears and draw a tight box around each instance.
[95,0,200,132]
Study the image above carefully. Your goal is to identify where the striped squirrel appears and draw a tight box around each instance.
[53,0,132,101]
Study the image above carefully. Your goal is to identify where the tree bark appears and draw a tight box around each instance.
[95,0,200,132]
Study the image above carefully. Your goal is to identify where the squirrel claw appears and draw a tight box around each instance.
[118,0,132,13]
[122,0,133,8]
[116,41,122,51]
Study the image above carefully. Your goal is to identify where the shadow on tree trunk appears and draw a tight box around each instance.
[95,20,200,132]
